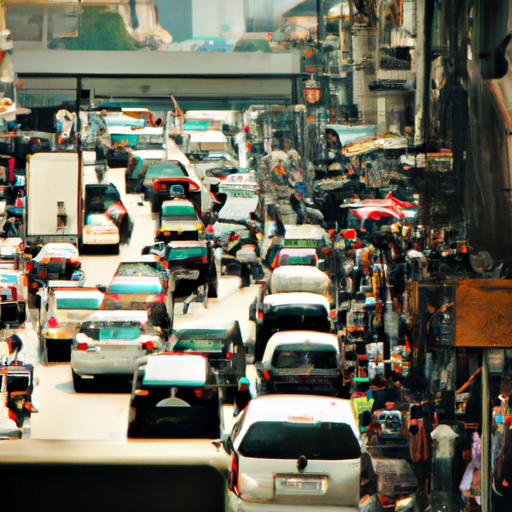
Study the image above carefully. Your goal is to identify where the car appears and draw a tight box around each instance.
[101,276,167,311]
[127,353,221,439]
[155,199,204,242]
[139,160,190,199]
[27,242,82,295]
[223,394,362,509]
[82,183,130,252]
[275,247,319,268]
[169,320,246,402]
[100,257,171,312]
[39,284,104,362]
[251,292,335,362]
[255,331,342,396]
[125,155,162,193]
[70,310,166,392]
[144,239,219,302]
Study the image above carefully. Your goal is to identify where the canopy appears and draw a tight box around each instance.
[326,124,376,146]
[351,206,405,220]
[342,136,408,157]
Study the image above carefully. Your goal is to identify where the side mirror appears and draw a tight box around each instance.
[96,284,107,293]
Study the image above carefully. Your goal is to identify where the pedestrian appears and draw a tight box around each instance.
[234,377,252,416]
[289,190,305,225]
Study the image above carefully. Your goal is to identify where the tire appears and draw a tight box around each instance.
[207,283,218,298]
[72,369,90,393]
[45,338,71,363]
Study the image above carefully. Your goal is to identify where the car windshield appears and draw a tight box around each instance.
[271,344,338,369]
[239,421,361,460]
[161,204,197,220]
[145,165,186,179]
[56,297,102,309]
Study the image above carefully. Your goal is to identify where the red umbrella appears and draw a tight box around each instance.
[351,206,405,220]
[385,192,417,209]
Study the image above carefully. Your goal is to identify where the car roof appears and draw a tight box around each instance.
[110,276,161,283]
[82,310,148,323]
[265,331,339,352]
[279,247,317,256]
[117,256,159,264]
[53,288,104,298]
[263,292,330,309]
[161,199,195,208]
[141,354,208,386]
[239,395,359,436]
[174,319,239,331]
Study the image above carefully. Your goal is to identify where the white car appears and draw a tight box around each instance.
[39,285,104,363]
[255,331,342,396]
[82,213,120,247]
[71,310,165,392]
[225,394,362,511]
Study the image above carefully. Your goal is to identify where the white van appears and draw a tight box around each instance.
[225,394,361,510]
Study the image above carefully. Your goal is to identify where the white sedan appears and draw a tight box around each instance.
[70,310,165,392]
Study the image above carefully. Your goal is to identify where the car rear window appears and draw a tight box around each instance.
[166,247,207,261]
[146,165,186,179]
[162,204,197,218]
[173,339,223,353]
[97,327,141,340]
[56,297,102,309]
[107,281,163,294]
[239,421,361,460]
[271,344,338,369]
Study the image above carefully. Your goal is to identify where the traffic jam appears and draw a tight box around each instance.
[0,97,498,512]
[0,3,511,503]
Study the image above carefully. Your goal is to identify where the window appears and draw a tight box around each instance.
[107,280,163,295]
[239,421,361,460]
[271,344,338,370]
[145,165,186,180]
[56,297,102,310]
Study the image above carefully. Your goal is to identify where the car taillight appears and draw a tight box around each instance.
[142,341,155,351]
[229,452,240,495]
[154,182,167,191]
[257,311,264,320]
[76,343,88,351]
[226,352,233,361]
[106,293,120,301]
[48,316,58,329]
[146,293,165,303]
[262,369,270,380]
[193,388,204,398]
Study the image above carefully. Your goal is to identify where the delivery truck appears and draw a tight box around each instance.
[24,151,130,252]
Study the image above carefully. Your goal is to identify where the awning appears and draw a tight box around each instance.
[326,124,376,146]
[342,135,408,156]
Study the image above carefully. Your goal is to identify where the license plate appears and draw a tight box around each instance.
[173,270,200,281]
[274,475,328,496]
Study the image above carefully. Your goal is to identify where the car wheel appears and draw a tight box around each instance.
[207,283,218,298]
[45,338,71,363]
[72,369,90,393]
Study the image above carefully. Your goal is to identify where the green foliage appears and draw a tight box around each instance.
[51,6,139,51]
